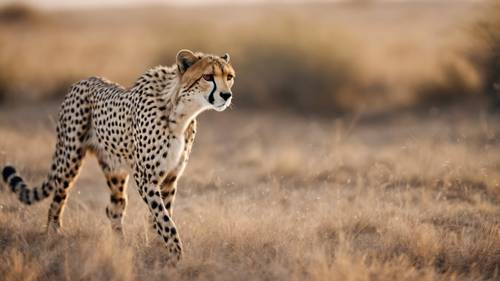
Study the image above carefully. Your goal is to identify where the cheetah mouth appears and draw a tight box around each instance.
[205,97,224,109]
[213,102,230,112]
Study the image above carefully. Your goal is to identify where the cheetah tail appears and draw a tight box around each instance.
[1,165,55,205]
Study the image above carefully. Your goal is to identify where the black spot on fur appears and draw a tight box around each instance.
[151,201,158,209]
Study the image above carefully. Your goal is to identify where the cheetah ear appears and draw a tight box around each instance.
[221,53,230,63]
[176,49,199,74]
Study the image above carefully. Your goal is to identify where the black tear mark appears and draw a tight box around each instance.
[208,81,217,104]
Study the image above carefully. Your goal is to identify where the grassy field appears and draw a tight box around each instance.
[0,102,499,281]
[0,1,500,280]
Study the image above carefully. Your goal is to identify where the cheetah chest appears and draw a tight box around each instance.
[159,135,186,174]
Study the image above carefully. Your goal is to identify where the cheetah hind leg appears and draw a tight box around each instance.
[103,171,129,235]
[46,145,87,234]
[98,157,129,235]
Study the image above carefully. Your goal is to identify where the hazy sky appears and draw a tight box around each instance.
[6,0,332,9]
[2,0,483,10]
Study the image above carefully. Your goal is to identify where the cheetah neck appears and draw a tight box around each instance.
[134,65,207,135]
[168,101,205,135]
[165,68,207,135]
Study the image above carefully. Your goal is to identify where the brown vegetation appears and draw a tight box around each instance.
[1,103,499,280]
[0,3,42,24]
[469,0,500,108]
[0,1,499,280]
[0,1,488,115]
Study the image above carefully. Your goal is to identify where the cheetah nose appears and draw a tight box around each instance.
[220,92,232,101]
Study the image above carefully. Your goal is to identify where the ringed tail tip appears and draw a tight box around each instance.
[2,165,16,183]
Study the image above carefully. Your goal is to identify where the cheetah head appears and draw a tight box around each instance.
[176,49,235,112]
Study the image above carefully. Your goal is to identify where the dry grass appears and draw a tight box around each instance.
[0,2,499,280]
[0,102,499,281]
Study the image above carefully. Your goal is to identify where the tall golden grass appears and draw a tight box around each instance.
[1,103,499,280]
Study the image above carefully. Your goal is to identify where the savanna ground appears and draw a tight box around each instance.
[1,1,500,281]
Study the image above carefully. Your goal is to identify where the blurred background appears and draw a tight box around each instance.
[0,0,498,116]
[1,1,500,280]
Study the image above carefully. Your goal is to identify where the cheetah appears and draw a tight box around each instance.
[1,49,235,264]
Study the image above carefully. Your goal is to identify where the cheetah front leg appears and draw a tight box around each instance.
[160,175,177,217]
[158,119,195,218]
[135,170,183,265]
[144,173,178,246]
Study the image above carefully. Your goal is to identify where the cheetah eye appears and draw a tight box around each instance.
[227,74,234,81]
[202,74,214,81]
